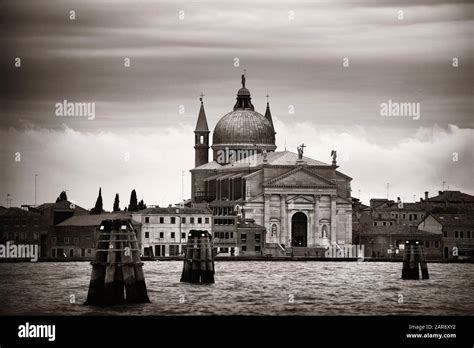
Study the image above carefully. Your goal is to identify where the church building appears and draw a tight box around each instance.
[191,75,353,255]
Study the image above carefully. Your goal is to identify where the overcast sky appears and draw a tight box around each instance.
[1,0,472,209]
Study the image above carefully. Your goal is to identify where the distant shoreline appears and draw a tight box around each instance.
[0,257,472,263]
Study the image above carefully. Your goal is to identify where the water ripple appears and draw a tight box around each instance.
[0,261,473,315]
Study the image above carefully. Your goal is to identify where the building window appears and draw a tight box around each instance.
[159,232,164,238]
[241,245,246,251]
[160,217,164,224]
[383,222,386,226]
[145,232,149,239]
[52,249,57,257]
[455,231,458,238]
[190,217,194,223]
[255,233,261,242]
[51,237,57,245]
[373,222,377,226]
[200,135,204,144]
[64,237,70,244]
[425,241,430,248]
[402,214,406,219]
[390,222,393,226]
[171,217,176,224]
[378,214,382,219]
[468,231,471,239]
[224,232,229,239]
[241,233,246,242]
[198,217,202,224]
[443,231,447,238]
[230,232,233,239]
[414,214,418,220]
[205,217,209,224]
[460,231,463,238]
[182,217,186,223]
[145,217,150,223]
[434,241,440,248]
[181,232,186,239]
[171,232,175,239]
[255,245,261,252]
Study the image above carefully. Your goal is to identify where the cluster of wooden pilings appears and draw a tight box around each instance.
[84,218,150,305]
[401,239,429,280]
[180,230,215,284]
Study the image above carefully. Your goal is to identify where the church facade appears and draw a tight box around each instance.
[191,75,352,254]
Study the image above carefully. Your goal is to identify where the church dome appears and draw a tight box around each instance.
[213,109,275,147]
[211,75,277,160]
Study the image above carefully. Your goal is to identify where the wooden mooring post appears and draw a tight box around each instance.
[180,230,215,284]
[401,239,429,280]
[84,218,150,305]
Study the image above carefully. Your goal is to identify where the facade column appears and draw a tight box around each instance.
[280,194,286,245]
[330,194,337,245]
[314,194,320,246]
[287,210,292,247]
[264,193,271,243]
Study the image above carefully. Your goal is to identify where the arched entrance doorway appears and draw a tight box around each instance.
[291,212,307,247]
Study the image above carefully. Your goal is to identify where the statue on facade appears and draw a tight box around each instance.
[322,225,328,238]
[297,143,306,160]
[331,150,337,165]
[271,224,277,237]
[241,74,246,88]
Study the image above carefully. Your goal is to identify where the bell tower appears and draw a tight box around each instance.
[194,94,210,167]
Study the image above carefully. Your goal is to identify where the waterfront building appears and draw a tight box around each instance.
[418,213,474,259]
[132,207,212,257]
[353,190,474,248]
[190,75,353,256]
[50,212,138,259]
[0,207,43,256]
[29,200,89,257]
[359,225,442,259]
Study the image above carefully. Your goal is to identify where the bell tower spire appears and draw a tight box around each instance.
[264,93,275,134]
[194,93,210,167]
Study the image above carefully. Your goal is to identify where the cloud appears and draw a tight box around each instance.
[0,124,194,209]
[1,122,472,208]
[274,120,474,203]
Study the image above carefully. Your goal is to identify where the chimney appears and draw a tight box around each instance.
[424,191,428,200]
[439,191,443,195]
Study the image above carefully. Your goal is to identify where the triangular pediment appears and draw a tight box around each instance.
[286,195,314,204]
[264,167,336,188]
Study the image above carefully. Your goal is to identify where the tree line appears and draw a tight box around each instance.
[55,189,147,214]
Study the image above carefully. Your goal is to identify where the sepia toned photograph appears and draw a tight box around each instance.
[0,0,473,346]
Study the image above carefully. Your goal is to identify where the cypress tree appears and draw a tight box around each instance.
[113,193,120,212]
[128,189,138,212]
